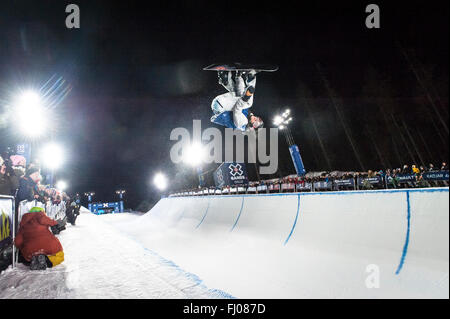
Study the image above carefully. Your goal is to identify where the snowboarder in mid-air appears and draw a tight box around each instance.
[204,63,278,131]
[210,69,264,132]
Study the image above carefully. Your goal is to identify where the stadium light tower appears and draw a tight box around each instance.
[115,189,126,212]
[273,108,306,176]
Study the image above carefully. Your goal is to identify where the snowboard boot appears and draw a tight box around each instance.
[242,86,255,102]
[30,254,47,271]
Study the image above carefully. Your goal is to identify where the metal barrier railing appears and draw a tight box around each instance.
[169,170,449,197]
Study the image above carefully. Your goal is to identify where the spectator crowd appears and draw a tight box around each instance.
[1,150,81,272]
[171,161,449,196]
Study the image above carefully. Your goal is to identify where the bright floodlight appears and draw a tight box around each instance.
[14,90,47,137]
[56,180,67,191]
[183,142,205,167]
[40,143,64,170]
[274,109,293,128]
[153,173,168,191]
[273,115,283,126]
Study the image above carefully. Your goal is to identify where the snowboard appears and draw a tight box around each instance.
[203,63,278,72]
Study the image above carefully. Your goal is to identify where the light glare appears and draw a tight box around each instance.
[183,142,205,167]
[40,143,64,170]
[154,173,168,190]
[14,90,47,137]
[56,180,67,191]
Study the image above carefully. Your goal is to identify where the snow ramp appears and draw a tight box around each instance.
[130,188,449,298]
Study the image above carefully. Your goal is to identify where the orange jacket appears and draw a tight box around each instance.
[14,211,63,261]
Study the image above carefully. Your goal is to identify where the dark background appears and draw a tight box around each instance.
[0,0,448,210]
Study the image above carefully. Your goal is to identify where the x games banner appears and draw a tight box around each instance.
[214,162,249,188]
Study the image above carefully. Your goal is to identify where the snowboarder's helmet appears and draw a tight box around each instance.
[249,113,264,130]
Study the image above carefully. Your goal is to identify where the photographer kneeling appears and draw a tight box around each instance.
[14,207,65,270]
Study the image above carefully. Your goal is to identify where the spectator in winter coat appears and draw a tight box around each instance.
[0,156,19,196]
[412,165,420,175]
[441,162,448,171]
[16,167,42,204]
[14,206,64,270]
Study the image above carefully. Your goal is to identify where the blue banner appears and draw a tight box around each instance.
[387,171,449,183]
[289,145,306,176]
[91,202,121,214]
[422,171,449,181]
[335,179,355,187]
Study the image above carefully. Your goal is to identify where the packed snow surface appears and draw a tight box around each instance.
[0,208,233,299]
[119,188,449,298]
[1,188,448,299]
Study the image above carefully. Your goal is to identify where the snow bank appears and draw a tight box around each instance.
[126,188,449,298]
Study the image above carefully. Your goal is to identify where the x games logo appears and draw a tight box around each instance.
[229,163,243,177]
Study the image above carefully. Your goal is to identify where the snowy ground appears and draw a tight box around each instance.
[0,210,234,299]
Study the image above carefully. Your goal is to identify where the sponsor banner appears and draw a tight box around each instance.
[423,170,449,181]
[314,181,332,190]
[268,184,280,191]
[296,182,312,190]
[257,185,268,191]
[0,196,14,252]
[358,176,383,186]
[281,183,295,190]
[213,162,249,187]
[387,174,416,183]
[335,178,355,187]
[91,202,121,214]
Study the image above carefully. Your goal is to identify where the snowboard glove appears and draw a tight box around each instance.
[51,225,60,235]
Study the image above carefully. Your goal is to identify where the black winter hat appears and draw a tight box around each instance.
[26,166,40,176]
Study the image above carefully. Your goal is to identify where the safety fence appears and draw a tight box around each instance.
[169,170,449,197]
[17,200,67,225]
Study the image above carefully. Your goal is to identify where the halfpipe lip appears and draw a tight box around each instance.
[169,187,449,199]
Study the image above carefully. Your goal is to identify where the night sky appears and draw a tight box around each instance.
[0,0,448,210]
